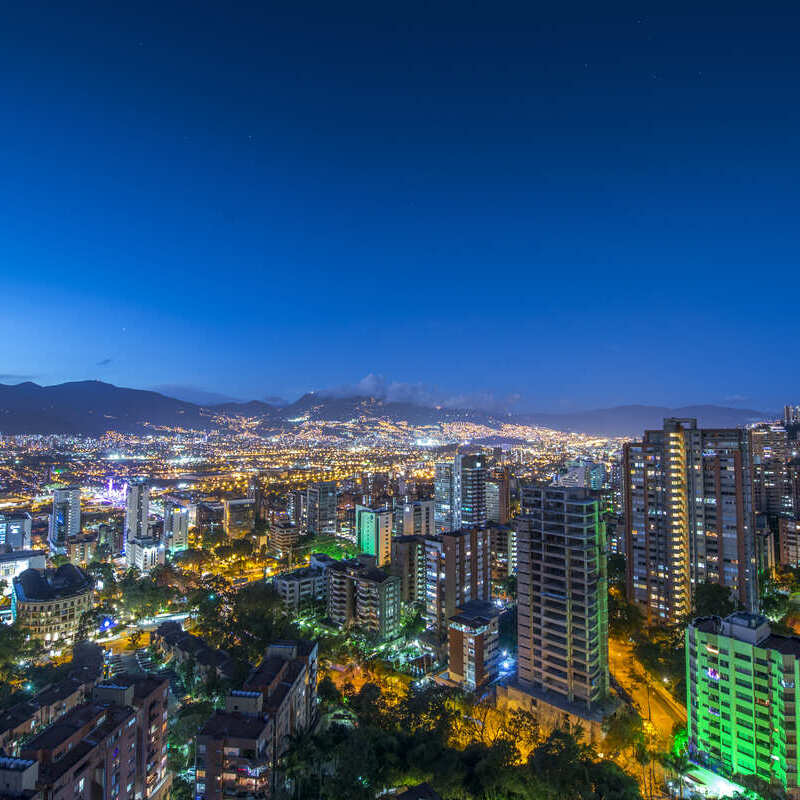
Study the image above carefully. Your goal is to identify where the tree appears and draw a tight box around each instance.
[317,674,342,708]
[661,751,693,800]
[731,773,788,800]
[603,707,644,761]
[129,629,143,650]
[608,553,627,589]
[693,580,737,618]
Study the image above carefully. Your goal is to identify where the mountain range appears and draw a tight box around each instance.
[0,380,775,437]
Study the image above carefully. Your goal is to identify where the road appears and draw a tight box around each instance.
[609,637,686,742]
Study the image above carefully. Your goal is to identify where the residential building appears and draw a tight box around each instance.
[243,640,318,756]
[355,505,392,566]
[0,551,46,596]
[749,423,793,518]
[151,622,237,682]
[11,565,93,650]
[223,498,255,538]
[425,528,491,634]
[779,518,800,568]
[489,524,516,581]
[434,462,455,533]
[454,453,487,530]
[268,517,300,558]
[555,460,606,490]
[0,757,40,800]
[91,676,171,800]
[197,640,318,800]
[516,486,609,713]
[390,535,426,604]
[48,488,80,554]
[398,500,435,537]
[65,533,97,566]
[448,599,500,690]
[125,537,165,573]
[304,482,337,536]
[273,565,327,612]
[687,612,800,795]
[0,678,91,756]
[163,500,189,552]
[21,703,138,800]
[327,557,401,638]
[195,713,273,800]
[124,479,150,544]
[0,513,32,551]
[487,467,511,525]
[623,418,756,624]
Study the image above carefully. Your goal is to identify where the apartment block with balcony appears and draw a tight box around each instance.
[515,485,609,714]
[687,612,800,794]
[623,418,756,624]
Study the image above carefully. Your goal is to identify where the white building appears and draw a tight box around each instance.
[0,512,32,550]
[0,550,47,595]
[126,536,165,573]
[164,500,190,552]
[124,480,150,542]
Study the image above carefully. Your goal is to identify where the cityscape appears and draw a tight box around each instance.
[3,4,800,800]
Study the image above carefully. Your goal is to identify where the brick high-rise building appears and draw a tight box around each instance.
[92,676,171,800]
[425,528,490,634]
[21,703,138,800]
[447,599,500,690]
[516,486,609,713]
[623,418,756,624]
[390,535,426,604]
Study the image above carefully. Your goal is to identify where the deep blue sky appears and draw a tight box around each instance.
[2,2,799,411]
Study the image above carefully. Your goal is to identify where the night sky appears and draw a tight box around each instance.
[3,2,799,411]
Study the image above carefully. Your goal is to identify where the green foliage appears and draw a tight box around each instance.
[277,682,643,800]
[169,777,193,800]
[693,580,737,618]
[608,589,644,639]
[761,578,791,622]
[168,701,214,773]
[731,773,788,800]
[607,554,627,589]
[118,571,177,622]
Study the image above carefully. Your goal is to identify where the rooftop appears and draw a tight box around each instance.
[199,712,270,741]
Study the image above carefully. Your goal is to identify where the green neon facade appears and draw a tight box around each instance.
[686,613,800,792]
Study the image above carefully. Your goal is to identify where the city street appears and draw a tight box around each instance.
[609,636,686,742]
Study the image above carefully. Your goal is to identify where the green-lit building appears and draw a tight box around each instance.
[687,612,800,794]
[355,505,392,566]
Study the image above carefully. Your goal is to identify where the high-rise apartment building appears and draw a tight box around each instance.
[355,505,392,566]
[454,453,487,529]
[223,498,255,538]
[447,599,500,690]
[48,487,80,554]
[435,454,487,533]
[327,557,401,639]
[434,462,455,533]
[124,479,150,543]
[687,613,800,794]
[425,528,491,634]
[305,482,337,536]
[516,486,609,713]
[390,535,427,604]
[163,500,189,552]
[486,468,510,524]
[749,423,793,518]
[623,418,756,624]
[398,499,435,537]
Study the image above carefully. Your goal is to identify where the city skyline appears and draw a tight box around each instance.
[4,4,800,409]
